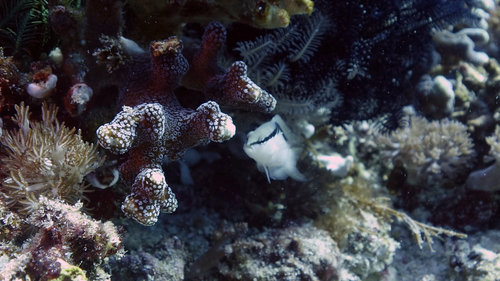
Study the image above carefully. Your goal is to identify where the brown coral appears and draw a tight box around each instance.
[0,50,28,111]
[0,197,122,280]
[0,102,103,213]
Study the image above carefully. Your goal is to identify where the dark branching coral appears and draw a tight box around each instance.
[97,22,276,226]
[234,0,480,129]
[0,102,103,213]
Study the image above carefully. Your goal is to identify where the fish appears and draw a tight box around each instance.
[244,115,306,183]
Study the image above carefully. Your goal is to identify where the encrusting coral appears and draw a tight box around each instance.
[97,22,276,226]
[214,226,349,281]
[0,102,103,213]
[0,196,123,280]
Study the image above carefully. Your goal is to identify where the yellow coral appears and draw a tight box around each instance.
[377,116,475,186]
[0,102,103,213]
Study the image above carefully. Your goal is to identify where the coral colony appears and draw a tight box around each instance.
[97,23,276,225]
[1,102,102,213]
[5,0,500,279]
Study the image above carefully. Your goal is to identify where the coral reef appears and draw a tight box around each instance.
[0,196,122,280]
[110,237,187,280]
[311,118,467,253]
[97,22,276,225]
[390,227,500,280]
[214,226,351,281]
[341,209,400,279]
[1,102,103,213]
[448,239,500,280]
[233,0,480,129]
[185,222,249,279]
[467,124,500,191]
[3,0,500,279]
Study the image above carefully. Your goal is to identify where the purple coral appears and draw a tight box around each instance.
[97,23,275,225]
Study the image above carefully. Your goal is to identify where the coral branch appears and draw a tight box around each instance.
[182,22,226,90]
[121,168,177,226]
[205,61,277,112]
[97,22,272,225]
